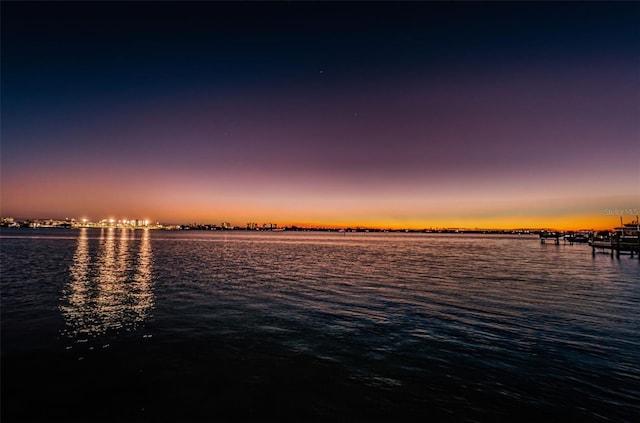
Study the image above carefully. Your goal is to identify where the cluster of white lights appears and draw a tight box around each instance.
[83,218,151,227]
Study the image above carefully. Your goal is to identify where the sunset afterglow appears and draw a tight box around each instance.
[2,2,638,230]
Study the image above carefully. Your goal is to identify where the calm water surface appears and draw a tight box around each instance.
[2,228,639,422]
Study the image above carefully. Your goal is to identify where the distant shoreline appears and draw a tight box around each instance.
[0,224,587,235]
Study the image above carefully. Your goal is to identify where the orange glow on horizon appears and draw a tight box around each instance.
[279,214,630,231]
[2,202,635,231]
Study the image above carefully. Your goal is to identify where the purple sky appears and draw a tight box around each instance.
[2,2,639,228]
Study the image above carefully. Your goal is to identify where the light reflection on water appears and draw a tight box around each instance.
[2,229,638,421]
[60,228,154,340]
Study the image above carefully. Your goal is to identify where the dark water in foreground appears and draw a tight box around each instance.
[1,228,639,422]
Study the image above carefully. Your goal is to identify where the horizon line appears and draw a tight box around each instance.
[1,215,632,232]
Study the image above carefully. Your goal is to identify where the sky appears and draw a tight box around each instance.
[2,1,639,229]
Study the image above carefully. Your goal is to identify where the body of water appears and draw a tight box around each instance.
[1,228,639,421]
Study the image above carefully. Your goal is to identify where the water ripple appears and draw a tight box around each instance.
[2,229,639,421]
